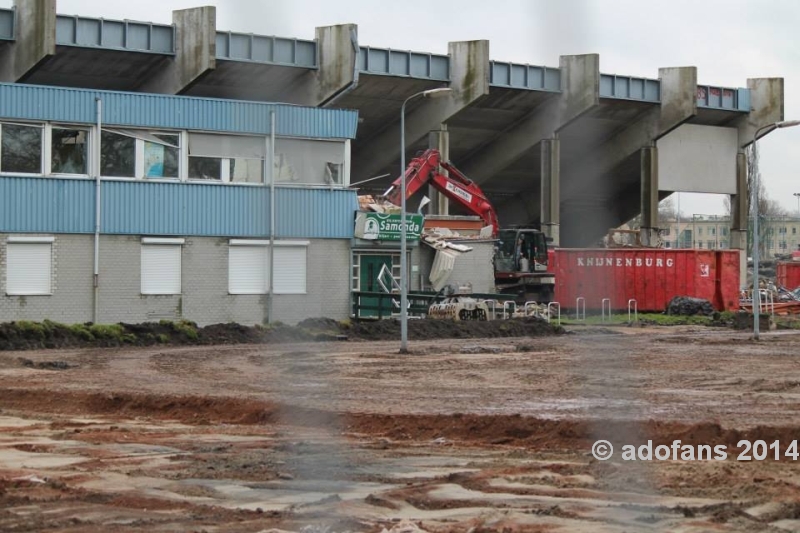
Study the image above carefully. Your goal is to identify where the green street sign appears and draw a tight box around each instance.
[354,212,424,241]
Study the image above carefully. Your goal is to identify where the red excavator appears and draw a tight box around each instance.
[382,149,555,303]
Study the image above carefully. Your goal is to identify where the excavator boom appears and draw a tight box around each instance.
[383,149,499,236]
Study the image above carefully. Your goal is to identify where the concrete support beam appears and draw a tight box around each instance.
[352,39,490,182]
[0,0,56,82]
[562,67,697,197]
[315,24,359,106]
[640,145,659,246]
[736,78,784,148]
[540,137,560,246]
[729,151,748,250]
[137,7,216,94]
[427,126,450,215]
[460,54,599,182]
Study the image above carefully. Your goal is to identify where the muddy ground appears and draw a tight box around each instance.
[1,325,800,532]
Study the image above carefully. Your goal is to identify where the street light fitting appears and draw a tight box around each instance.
[421,88,453,99]
[777,120,800,129]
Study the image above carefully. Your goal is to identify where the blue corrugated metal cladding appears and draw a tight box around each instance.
[0,178,359,239]
[0,83,359,139]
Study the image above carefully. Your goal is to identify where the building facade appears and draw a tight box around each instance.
[0,83,360,326]
[662,216,800,259]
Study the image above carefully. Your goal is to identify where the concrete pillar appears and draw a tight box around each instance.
[730,151,748,249]
[314,24,359,106]
[640,145,659,246]
[352,39,490,182]
[540,137,560,246]
[461,54,599,183]
[736,78,784,148]
[427,126,449,215]
[137,7,216,94]
[0,0,56,82]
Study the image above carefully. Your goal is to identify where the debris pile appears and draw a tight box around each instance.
[666,296,716,317]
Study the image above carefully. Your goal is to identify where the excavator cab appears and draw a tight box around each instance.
[494,229,548,274]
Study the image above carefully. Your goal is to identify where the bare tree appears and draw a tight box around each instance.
[746,144,790,258]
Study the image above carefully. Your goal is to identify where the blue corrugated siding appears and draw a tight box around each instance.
[102,181,269,236]
[0,177,94,233]
[102,181,357,238]
[0,83,359,139]
[0,177,358,238]
[274,188,359,239]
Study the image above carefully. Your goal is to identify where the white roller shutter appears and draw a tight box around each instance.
[229,245,269,294]
[141,244,182,295]
[273,246,307,294]
[6,243,52,295]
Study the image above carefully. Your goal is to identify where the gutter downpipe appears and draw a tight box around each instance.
[268,109,276,323]
[93,98,102,323]
[319,27,360,108]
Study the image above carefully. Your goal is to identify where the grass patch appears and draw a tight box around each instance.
[561,313,715,327]
[89,324,126,340]
[68,324,95,341]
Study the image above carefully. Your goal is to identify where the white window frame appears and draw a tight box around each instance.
[5,236,55,296]
[187,132,266,185]
[228,239,269,295]
[101,128,182,180]
[0,121,46,176]
[140,238,185,295]
[47,124,92,177]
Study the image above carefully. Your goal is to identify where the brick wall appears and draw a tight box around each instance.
[0,234,93,324]
[0,234,351,326]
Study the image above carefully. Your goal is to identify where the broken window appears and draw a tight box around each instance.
[273,138,345,185]
[101,129,180,178]
[51,128,88,175]
[188,133,265,183]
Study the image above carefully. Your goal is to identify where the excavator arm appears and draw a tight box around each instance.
[382,149,500,237]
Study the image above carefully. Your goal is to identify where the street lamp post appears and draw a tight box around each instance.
[751,120,800,340]
[399,87,453,353]
[794,192,800,216]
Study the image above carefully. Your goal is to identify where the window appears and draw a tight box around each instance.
[102,129,180,178]
[664,242,671,248]
[228,240,308,295]
[722,227,729,236]
[5,237,53,295]
[141,239,183,295]
[780,241,788,250]
[710,227,716,236]
[707,240,714,249]
[273,245,307,294]
[697,227,703,236]
[50,127,89,175]
[274,138,345,185]
[188,133,264,183]
[663,228,671,236]
[1,123,43,174]
[720,240,727,248]
[229,241,269,294]
[794,227,797,235]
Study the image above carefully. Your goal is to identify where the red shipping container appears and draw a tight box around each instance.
[776,262,800,290]
[552,248,740,312]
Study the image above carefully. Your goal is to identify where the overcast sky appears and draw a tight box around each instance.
[3,0,798,217]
